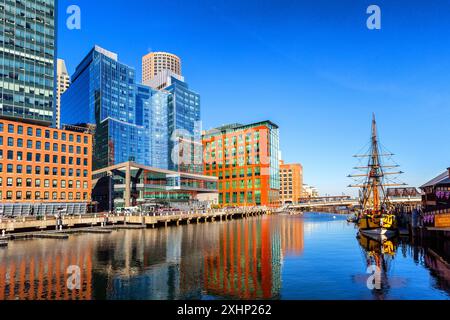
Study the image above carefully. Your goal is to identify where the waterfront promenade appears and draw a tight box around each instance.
[0,207,271,240]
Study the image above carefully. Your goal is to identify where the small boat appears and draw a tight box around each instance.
[348,114,405,239]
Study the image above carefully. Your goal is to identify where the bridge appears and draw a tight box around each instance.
[289,195,422,213]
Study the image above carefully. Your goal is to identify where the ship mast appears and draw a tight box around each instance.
[370,114,382,214]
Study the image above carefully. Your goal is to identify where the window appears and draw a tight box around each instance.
[17,138,23,147]
[44,180,50,188]
[44,192,49,200]
[7,164,13,173]
[26,166,32,174]
[26,192,32,200]
[45,142,50,150]
[7,178,13,187]
[69,134,74,142]
[16,191,22,200]
[8,124,14,133]
[27,153,32,161]
[8,137,13,147]
[36,129,42,137]
[35,192,41,200]
[27,127,33,136]
[7,150,13,160]
[6,191,12,200]
[68,180,73,188]
[16,178,22,187]
[52,180,57,187]
[27,140,32,148]
[76,135,81,143]
[62,144,67,152]
[17,165,23,174]
[61,180,66,188]
[35,167,41,175]
[36,141,41,150]
[53,132,58,140]
[62,133,66,141]
[52,192,58,200]
[53,143,58,152]
[35,154,41,162]
[45,130,50,139]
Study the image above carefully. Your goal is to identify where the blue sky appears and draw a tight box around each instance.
[58,0,450,195]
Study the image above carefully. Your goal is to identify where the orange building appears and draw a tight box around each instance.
[203,121,280,207]
[0,119,92,215]
[279,160,303,204]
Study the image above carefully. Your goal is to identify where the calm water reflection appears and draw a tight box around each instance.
[0,213,449,300]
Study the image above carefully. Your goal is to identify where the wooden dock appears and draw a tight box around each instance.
[0,207,271,238]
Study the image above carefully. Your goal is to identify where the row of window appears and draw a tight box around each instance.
[0,164,89,177]
[0,140,87,157]
[219,191,262,205]
[0,122,89,143]
[0,150,88,164]
[0,177,88,189]
[0,190,89,201]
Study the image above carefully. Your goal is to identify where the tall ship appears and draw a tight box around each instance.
[348,114,405,239]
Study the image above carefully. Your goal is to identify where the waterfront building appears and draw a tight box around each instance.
[202,121,280,207]
[61,46,150,170]
[165,77,202,174]
[301,184,319,199]
[55,59,71,128]
[62,46,201,175]
[279,160,303,204]
[0,0,56,126]
[420,168,450,227]
[92,161,218,211]
[142,52,182,85]
[0,119,93,216]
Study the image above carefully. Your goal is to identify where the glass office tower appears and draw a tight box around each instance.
[0,0,56,126]
[135,84,169,170]
[62,46,151,170]
[166,77,202,174]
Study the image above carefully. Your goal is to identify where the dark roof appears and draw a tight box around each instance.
[421,170,450,189]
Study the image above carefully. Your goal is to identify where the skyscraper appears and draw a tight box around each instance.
[0,0,56,126]
[61,46,149,170]
[56,59,70,128]
[166,77,202,174]
[142,52,182,84]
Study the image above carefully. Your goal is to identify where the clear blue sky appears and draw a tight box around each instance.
[57,0,450,196]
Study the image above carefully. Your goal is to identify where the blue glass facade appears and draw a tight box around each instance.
[62,47,149,170]
[136,84,169,170]
[61,46,179,171]
[166,77,202,174]
[0,0,56,126]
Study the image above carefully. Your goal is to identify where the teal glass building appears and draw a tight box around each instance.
[0,0,56,126]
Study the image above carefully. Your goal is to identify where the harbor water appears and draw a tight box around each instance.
[0,213,449,300]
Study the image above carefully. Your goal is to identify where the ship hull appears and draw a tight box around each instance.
[358,215,398,239]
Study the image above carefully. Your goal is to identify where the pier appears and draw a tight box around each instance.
[0,207,271,241]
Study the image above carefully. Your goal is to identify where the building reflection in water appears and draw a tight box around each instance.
[0,217,306,300]
[0,240,93,300]
[203,216,305,299]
